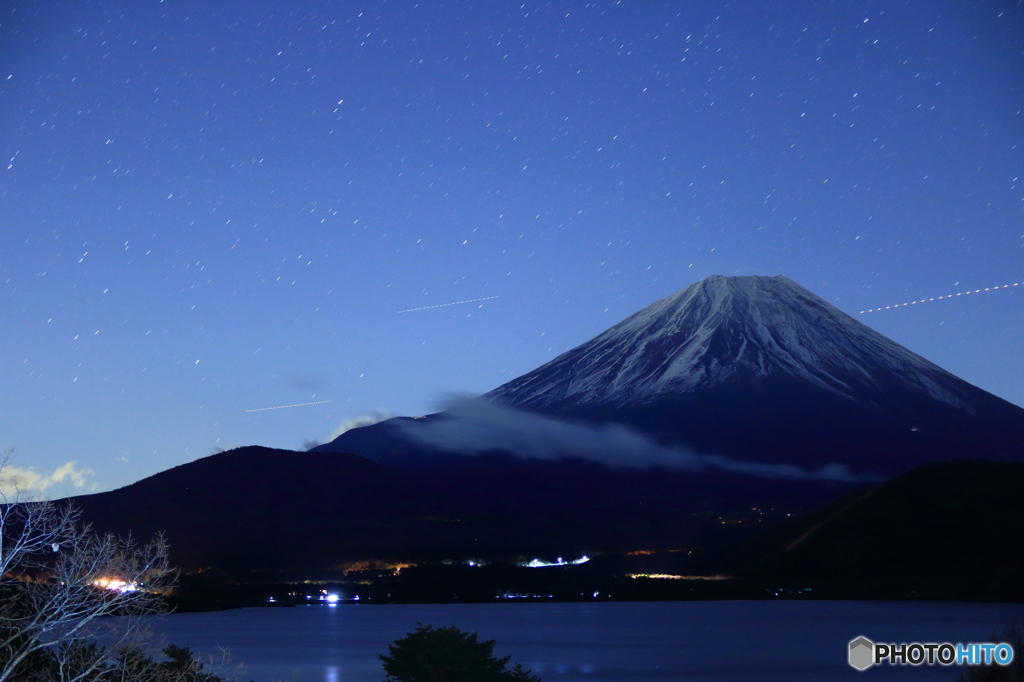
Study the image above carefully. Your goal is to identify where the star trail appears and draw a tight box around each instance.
[860,282,1023,314]
[2,0,1021,492]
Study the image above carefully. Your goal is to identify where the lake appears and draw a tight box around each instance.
[140,600,1023,682]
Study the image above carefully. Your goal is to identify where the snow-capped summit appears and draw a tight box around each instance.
[486,275,969,411]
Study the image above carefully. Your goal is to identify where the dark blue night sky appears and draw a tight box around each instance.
[2,0,1022,493]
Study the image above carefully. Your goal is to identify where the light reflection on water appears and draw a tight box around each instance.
[139,601,1023,682]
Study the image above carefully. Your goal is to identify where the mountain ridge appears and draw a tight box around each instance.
[61,274,1024,587]
[318,275,1024,478]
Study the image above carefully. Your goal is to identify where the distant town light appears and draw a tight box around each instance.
[521,555,590,568]
[93,578,138,593]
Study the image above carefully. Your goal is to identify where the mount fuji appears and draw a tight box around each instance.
[64,275,1024,574]
[317,275,1024,481]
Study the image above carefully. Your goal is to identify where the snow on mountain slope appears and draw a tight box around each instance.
[486,275,973,411]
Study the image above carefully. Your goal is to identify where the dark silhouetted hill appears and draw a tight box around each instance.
[69,446,451,573]
[728,460,1024,600]
[67,445,852,576]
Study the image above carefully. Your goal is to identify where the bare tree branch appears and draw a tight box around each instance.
[0,450,176,682]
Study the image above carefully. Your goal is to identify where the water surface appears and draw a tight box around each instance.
[142,600,1023,682]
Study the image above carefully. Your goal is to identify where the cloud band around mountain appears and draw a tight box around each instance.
[398,396,870,483]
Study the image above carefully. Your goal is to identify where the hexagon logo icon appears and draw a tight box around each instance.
[849,636,874,671]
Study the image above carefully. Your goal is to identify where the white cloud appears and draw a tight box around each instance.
[0,461,97,498]
[399,396,870,482]
[328,411,392,441]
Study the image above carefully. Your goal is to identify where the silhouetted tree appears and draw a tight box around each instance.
[0,450,174,682]
[380,624,540,682]
[29,641,229,682]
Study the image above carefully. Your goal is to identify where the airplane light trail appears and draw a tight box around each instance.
[860,281,1021,314]
[246,400,332,413]
[395,295,500,314]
